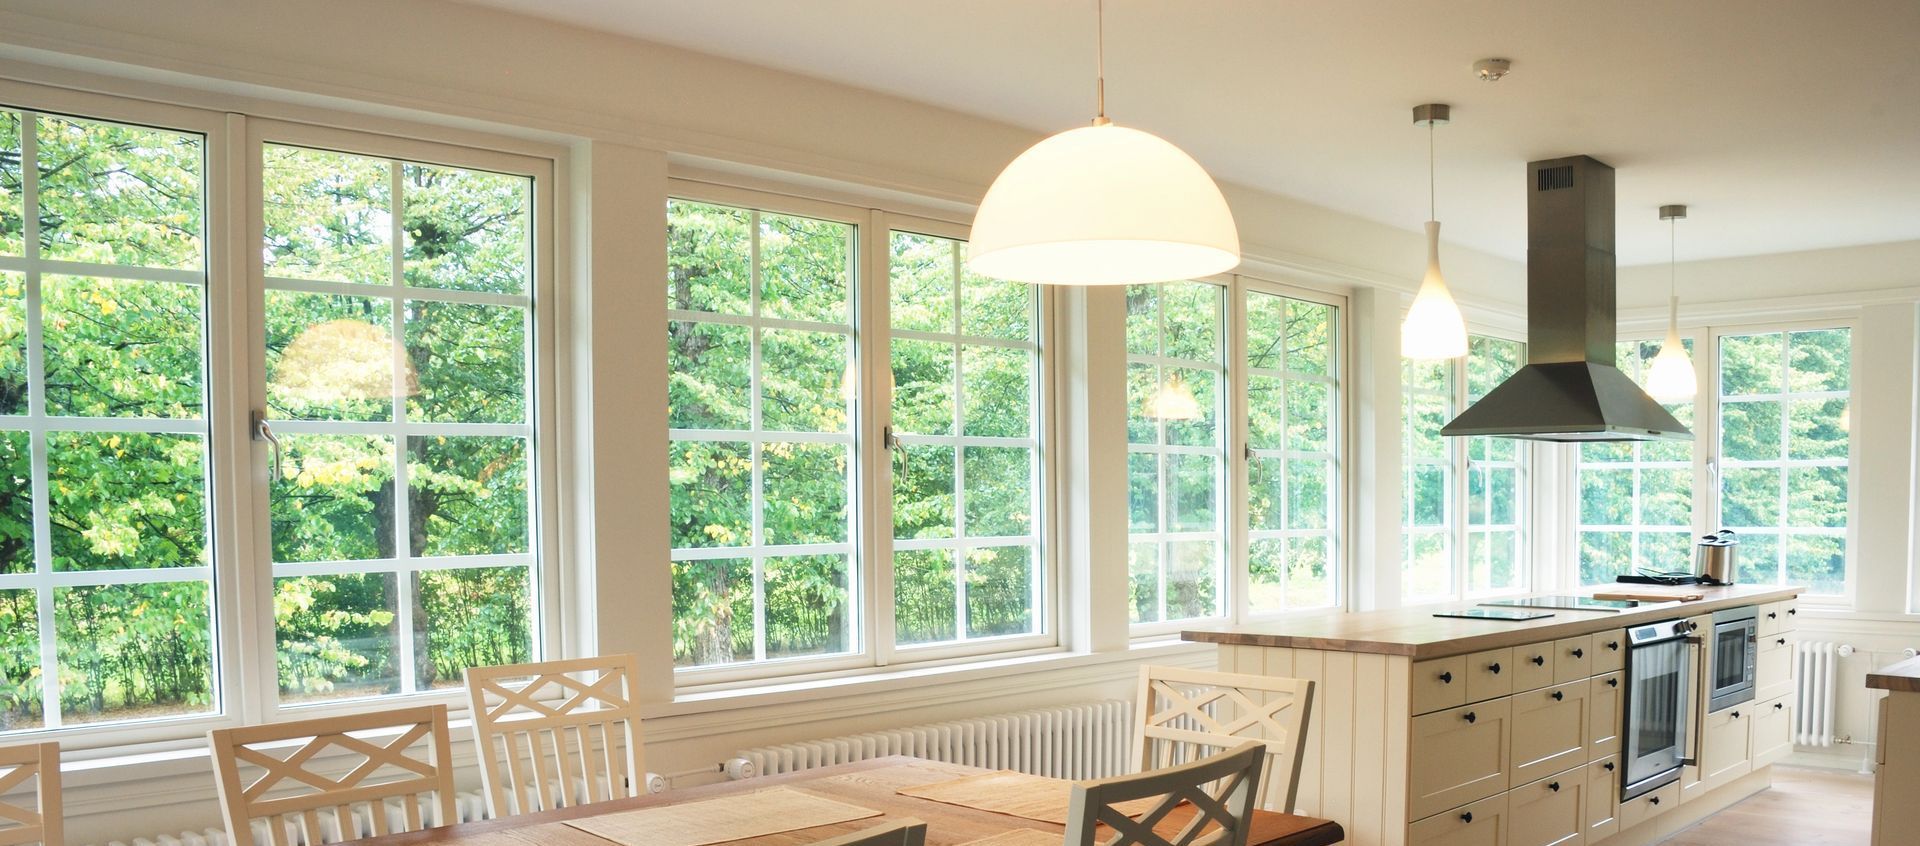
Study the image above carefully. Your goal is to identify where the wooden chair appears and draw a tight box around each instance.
[464,654,646,818]
[1134,666,1314,812]
[208,704,457,846]
[1066,741,1266,846]
[809,818,928,846]
[0,742,61,846]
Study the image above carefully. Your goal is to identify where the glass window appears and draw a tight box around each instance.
[1401,357,1453,601]
[1126,282,1226,625]
[0,108,213,730]
[1577,340,1696,585]
[263,145,537,701]
[1718,329,1850,595]
[888,231,1041,646]
[667,199,856,667]
[1465,337,1526,594]
[1402,334,1529,601]
[1244,291,1339,613]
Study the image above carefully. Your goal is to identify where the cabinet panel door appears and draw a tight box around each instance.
[1512,681,1589,785]
[1618,781,1678,830]
[1751,695,1793,767]
[1700,705,1754,788]
[1409,793,1510,846]
[1586,756,1620,841]
[1590,630,1626,674]
[1416,656,1471,715]
[1756,635,1793,703]
[1513,644,1555,693]
[1412,699,1513,820]
[1467,647,1516,704]
[1759,601,1790,637]
[1509,768,1585,846]
[1553,636,1594,685]
[1588,671,1623,759]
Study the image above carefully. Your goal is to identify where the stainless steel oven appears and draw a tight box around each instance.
[1623,618,1693,800]
[1708,605,1758,713]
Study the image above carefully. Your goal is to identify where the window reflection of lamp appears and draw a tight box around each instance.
[1145,372,1201,420]
[273,319,416,405]
[1839,402,1850,432]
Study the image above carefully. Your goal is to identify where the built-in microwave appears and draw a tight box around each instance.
[1707,605,1758,713]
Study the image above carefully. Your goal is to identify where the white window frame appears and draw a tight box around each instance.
[666,182,1059,688]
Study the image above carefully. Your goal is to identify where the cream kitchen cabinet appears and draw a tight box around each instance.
[1511,681,1590,785]
[1507,768,1585,846]
[1412,700,1513,820]
[1467,647,1516,704]
[1585,756,1620,841]
[1410,793,1509,846]
[1513,643,1556,693]
[1552,636,1593,685]
[1751,695,1793,767]
[1588,671,1622,759]
[1697,705,1754,791]
[1756,631,1793,703]
[1415,655,1471,715]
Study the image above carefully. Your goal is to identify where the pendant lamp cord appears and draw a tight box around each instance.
[1670,218,1677,298]
[1093,0,1109,124]
[1428,120,1436,220]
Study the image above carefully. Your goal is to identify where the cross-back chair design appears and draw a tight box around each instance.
[1134,665,1314,812]
[464,653,646,818]
[0,742,61,846]
[1066,741,1266,846]
[208,704,457,846]
[808,818,928,846]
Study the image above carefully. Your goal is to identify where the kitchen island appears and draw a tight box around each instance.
[1869,655,1920,845]
[1183,585,1805,846]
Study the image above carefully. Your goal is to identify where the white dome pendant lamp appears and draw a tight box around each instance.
[1400,103,1469,360]
[966,0,1239,285]
[1645,205,1698,402]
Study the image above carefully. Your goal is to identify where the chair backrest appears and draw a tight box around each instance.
[809,818,928,846]
[0,742,61,846]
[1134,665,1314,812]
[1066,741,1265,846]
[464,654,645,818]
[208,704,457,846]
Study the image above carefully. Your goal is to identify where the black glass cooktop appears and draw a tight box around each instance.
[1479,595,1641,612]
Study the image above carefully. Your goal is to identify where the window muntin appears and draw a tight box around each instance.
[1577,339,1696,585]
[262,144,537,702]
[0,107,214,730]
[667,199,858,668]
[1243,291,1339,613]
[1717,328,1850,595]
[888,231,1042,646]
[1126,282,1226,625]
[1464,336,1526,594]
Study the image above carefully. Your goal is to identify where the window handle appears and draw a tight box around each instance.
[252,411,283,481]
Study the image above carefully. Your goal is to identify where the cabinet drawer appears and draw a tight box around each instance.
[1553,636,1593,684]
[1512,681,1589,785]
[1588,671,1623,759]
[1509,768,1585,846]
[1410,792,1509,846]
[1752,695,1793,767]
[1585,756,1620,841]
[1412,699,1512,820]
[1513,643,1555,692]
[1467,647,1516,704]
[1618,781,1678,830]
[1590,630,1626,674]
[1758,600,1798,636]
[1756,634,1793,702]
[1415,656,1471,715]
[1700,704,1754,788]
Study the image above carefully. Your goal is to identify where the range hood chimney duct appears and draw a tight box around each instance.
[1440,155,1692,442]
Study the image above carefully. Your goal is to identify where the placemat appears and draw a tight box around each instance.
[897,771,1160,825]
[955,829,1065,846]
[562,787,881,846]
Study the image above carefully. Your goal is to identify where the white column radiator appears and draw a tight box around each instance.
[1794,640,1848,746]
[728,700,1133,782]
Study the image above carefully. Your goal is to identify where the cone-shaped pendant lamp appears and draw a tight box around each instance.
[1645,205,1698,402]
[1400,104,1468,360]
[966,0,1239,285]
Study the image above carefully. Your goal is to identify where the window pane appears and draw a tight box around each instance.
[49,432,206,571]
[671,558,752,666]
[405,301,526,424]
[1129,453,1159,532]
[888,232,954,333]
[1164,367,1217,447]
[275,573,399,702]
[1788,330,1849,393]
[267,291,395,422]
[1286,535,1335,609]
[0,431,29,575]
[1581,531,1631,584]
[1129,542,1160,625]
[668,440,750,549]
[1287,381,1332,452]
[893,445,955,540]
[414,566,532,690]
[1721,467,1781,528]
[1288,459,1331,531]
[272,434,395,563]
[1721,400,1781,461]
[1787,398,1847,460]
[1166,454,1218,533]
[1128,281,1224,625]
[0,113,19,257]
[1127,363,1160,444]
[38,115,203,270]
[668,321,750,430]
[966,545,1034,638]
[43,276,204,418]
[1578,338,1696,585]
[1124,286,1158,356]
[759,213,850,324]
[894,549,956,645]
[762,442,848,545]
[765,554,851,659]
[1787,466,1847,528]
[263,145,392,284]
[1786,535,1845,595]
[959,267,1031,341]
[1286,301,1335,376]
[55,581,212,723]
[761,329,850,433]
[962,344,1030,438]
[0,273,24,415]
[407,435,529,557]
[1164,540,1220,620]
[962,446,1032,538]
[1161,282,1220,361]
[1246,374,1284,449]
[401,163,529,295]
[1404,533,1450,599]
[890,339,954,436]
[0,590,40,730]
[1720,333,1783,397]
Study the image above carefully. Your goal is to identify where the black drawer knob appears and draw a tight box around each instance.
[1607,678,1619,688]
[1604,762,1615,772]
[1548,781,1561,792]
[1789,608,1797,615]
[1439,671,1454,684]
[1608,640,1620,651]
[1552,690,1565,701]
[1461,812,1474,824]
[1732,711,1742,719]
[1768,612,1777,619]
[1777,638,1787,645]
[1775,702,1785,710]
[1464,711,1477,724]
[1490,662,1502,674]
[1532,655,1546,666]
[1572,648,1585,658]
[1651,797,1662,806]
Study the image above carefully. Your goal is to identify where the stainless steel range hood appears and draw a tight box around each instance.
[1441,156,1692,442]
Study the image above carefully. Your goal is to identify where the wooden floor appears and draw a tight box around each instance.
[1658,765,1874,846]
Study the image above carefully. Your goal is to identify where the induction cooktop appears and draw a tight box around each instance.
[1479,595,1641,612]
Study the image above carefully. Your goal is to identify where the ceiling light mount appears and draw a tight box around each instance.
[1473,58,1512,82]
[1412,103,1451,127]
[1660,204,1688,220]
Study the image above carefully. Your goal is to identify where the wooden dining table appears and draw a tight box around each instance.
[365,757,1343,846]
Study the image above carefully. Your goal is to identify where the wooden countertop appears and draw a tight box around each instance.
[1868,656,1920,693]
[1183,584,1805,659]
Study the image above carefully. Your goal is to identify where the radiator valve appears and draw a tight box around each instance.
[724,757,758,781]
[1838,644,1857,658]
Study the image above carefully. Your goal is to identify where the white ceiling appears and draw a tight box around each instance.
[457,0,1920,266]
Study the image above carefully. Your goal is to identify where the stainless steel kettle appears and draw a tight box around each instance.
[1696,530,1737,585]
